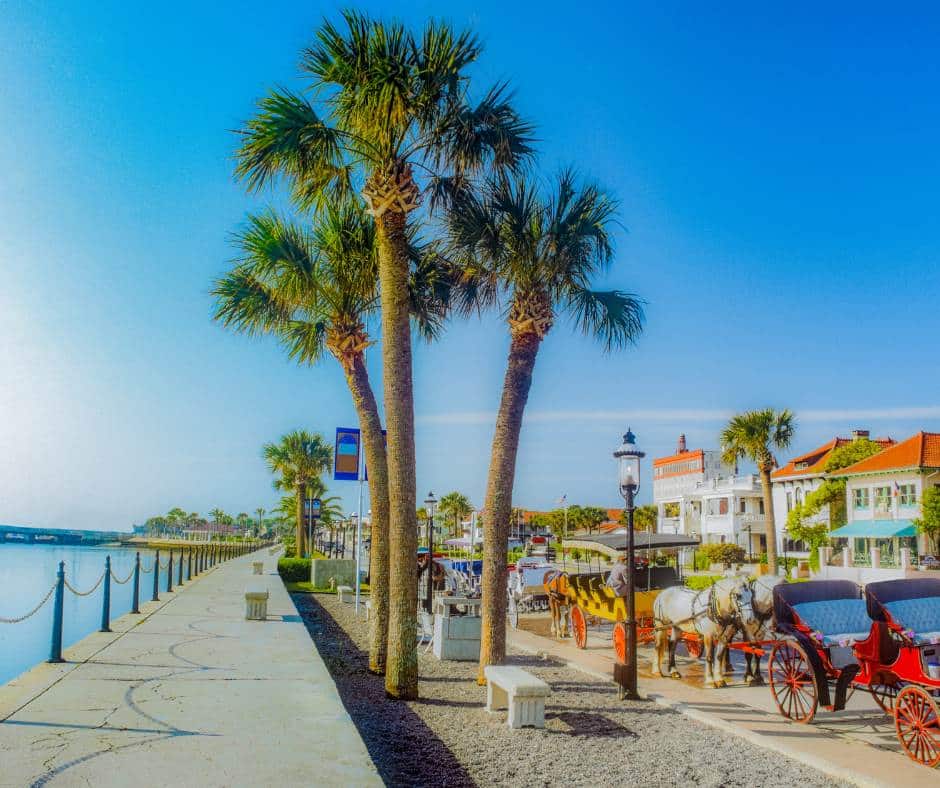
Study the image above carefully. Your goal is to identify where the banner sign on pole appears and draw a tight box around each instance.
[334,428,361,481]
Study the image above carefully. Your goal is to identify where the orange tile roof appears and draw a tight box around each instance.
[773,435,896,480]
[653,448,704,468]
[839,432,940,475]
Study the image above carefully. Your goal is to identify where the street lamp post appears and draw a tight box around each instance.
[307,497,321,558]
[424,492,437,614]
[613,428,645,701]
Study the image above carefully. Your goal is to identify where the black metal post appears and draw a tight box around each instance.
[621,486,640,700]
[425,511,434,614]
[100,555,112,632]
[178,548,184,586]
[167,550,174,593]
[152,550,160,602]
[48,561,65,663]
[131,552,141,613]
[187,547,192,581]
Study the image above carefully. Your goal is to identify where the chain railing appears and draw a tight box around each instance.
[0,539,268,663]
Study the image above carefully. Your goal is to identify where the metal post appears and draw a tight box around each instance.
[425,510,434,614]
[187,547,192,581]
[167,550,174,593]
[621,486,640,700]
[152,550,160,602]
[178,548,184,586]
[48,561,65,663]
[355,448,365,612]
[100,555,112,632]
[131,552,141,613]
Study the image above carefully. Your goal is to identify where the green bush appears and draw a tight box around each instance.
[685,575,722,591]
[277,558,311,582]
[702,543,746,566]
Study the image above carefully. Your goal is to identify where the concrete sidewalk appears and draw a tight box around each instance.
[508,621,929,788]
[0,549,381,787]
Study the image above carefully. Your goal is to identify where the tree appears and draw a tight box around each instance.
[235,11,532,700]
[720,409,796,576]
[255,507,266,536]
[263,431,332,557]
[914,486,940,554]
[439,492,473,539]
[632,504,657,532]
[446,172,645,681]
[208,508,227,527]
[213,202,446,675]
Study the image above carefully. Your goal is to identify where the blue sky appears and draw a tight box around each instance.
[2,3,939,530]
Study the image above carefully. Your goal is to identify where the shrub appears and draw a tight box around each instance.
[278,558,311,583]
[685,575,722,591]
[570,548,582,562]
[703,543,746,566]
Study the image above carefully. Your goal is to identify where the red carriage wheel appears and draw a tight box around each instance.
[871,678,902,714]
[613,622,627,662]
[571,605,587,649]
[894,685,940,767]
[768,641,818,724]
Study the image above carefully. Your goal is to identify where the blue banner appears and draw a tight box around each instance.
[334,428,361,481]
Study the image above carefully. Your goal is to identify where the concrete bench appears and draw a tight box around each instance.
[337,585,354,603]
[245,585,269,620]
[252,561,264,575]
[484,665,550,729]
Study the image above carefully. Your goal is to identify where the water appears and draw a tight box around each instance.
[0,543,159,685]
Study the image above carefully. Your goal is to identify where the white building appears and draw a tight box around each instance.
[653,435,731,534]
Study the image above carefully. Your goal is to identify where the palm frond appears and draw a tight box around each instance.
[568,289,645,352]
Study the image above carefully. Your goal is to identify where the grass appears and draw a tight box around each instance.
[284,581,370,594]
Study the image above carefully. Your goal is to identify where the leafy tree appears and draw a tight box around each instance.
[439,491,473,538]
[721,408,795,575]
[263,430,332,557]
[446,172,644,680]
[633,504,657,531]
[235,11,532,699]
[914,486,940,554]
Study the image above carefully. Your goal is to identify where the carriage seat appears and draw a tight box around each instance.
[791,599,872,646]
[883,598,940,645]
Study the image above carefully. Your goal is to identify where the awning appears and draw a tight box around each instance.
[829,520,917,538]
[566,531,701,552]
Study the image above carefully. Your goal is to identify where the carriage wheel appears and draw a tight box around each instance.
[769,641,818,724]
[613,622,627,663]
[894,686,940,767]
[871,677,902,714]
[507,595,519,629]
[571,605,587,649]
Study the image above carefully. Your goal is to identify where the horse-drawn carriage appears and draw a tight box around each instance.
[507,557,555,627]
[768,577,940,768]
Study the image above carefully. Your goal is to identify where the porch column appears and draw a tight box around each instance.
[842,546,852,567]
[900,547,912,571]
[870,545,881,569]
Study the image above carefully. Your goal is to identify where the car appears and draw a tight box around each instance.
[919,554,940,569]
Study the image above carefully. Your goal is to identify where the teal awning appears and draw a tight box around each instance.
[830,520,917,538]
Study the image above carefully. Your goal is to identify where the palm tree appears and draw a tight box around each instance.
[212,202,444,675]
[255,507,266,536]
[208,508,227,535]
[263,430,332,557]
[167,507,186,537]
[234,11,532,699]
[445,171,645,681]
[439,492,473,539]
[721,409,796,576]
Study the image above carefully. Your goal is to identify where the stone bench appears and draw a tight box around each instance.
[245,585,269,621]
[337,585,354,604]
[252,561,264,575]
[484,665,550,729]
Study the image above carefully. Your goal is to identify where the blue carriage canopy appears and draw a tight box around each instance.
[772,579,862,635]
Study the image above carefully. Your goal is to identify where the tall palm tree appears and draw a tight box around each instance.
[213,202,445,675]
[262,431,332,557]
[721,409,796,576]
[439,491,473,539]
[234,11,533,699]
[255,507,266,536]
[208,508,227,532]
[445,172,645,681]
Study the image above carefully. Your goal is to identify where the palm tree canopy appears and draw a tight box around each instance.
[445,171,644,351]
[439,491,472,521]
[720,408,796,471]
[263,429,333,492]
[233,10,534,214]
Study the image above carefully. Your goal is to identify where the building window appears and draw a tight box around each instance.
[795,488,803,506]
[786,492,793,512]
[759,499,765,515]
[740,499,747,514]
[899,484,917,506]
[875,486,891,510]
[707,498,730,516]
[853,488,870,510]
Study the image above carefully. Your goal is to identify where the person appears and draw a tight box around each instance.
[606,554,630,597]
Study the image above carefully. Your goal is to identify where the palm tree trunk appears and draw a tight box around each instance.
[375,211,419,699]
[295,484,306,558]
[342,353,390,674]
[760,465,778,576]
[477,331,541,683]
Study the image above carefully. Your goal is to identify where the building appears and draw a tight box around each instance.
[771,429,895,555]
[832,431,940,563]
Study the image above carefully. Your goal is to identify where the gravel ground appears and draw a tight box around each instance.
[293,592,848,788]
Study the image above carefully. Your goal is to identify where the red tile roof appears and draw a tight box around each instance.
[773,436,896,480]
[839,432,940,475]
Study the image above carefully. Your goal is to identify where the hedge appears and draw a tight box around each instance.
[277,558,311,583]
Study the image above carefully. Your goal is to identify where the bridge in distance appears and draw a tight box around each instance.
[1,524,131,546]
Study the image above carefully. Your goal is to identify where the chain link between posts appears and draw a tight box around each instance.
[64,571,106,597]
[0,581,58,624]
[140,561,155,574]
[110,565,135,585]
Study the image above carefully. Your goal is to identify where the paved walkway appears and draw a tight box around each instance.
[509,618,930,788]
[0,549,381,787]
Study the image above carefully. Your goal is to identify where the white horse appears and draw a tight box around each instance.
[654,576,760,688]
[740,575,784,684]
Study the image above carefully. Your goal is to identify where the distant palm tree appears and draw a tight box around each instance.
[439,492,473,539]
[213,201,445,675]
[234,11,532,700]
[263,431,332,557]
[255,507,266,536]
[446,171,645,680]
[166,507,187,536]
[208,508,227,534]
[721,408,796,576]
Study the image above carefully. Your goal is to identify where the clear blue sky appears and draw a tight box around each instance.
[2,3,939,531]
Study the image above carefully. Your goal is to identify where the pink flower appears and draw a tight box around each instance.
[903,628,915,641]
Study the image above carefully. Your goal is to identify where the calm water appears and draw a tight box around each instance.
[0,543,159,685]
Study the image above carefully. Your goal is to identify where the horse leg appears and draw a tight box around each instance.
[713,637,729,688]
[561,605,570,638]
[722,625,735,676]
[703,634,718,688]
[548,598,557,637]
[667,627,681,679]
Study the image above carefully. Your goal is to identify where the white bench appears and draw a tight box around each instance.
[337,585,354,603]
[252,561,264,575]
[245,585,269,620]
[484,665,550,729]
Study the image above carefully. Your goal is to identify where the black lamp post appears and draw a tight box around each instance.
[424,492,437,614]
[613,428,645,701]
[307,496,321,557]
